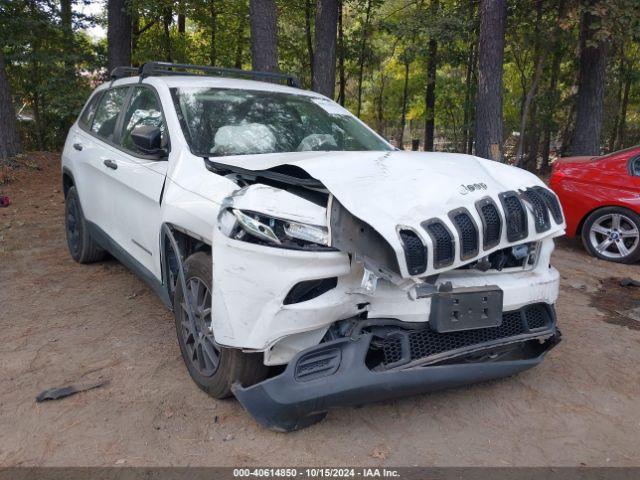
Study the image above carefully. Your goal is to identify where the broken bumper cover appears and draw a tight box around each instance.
[233,305,561,432]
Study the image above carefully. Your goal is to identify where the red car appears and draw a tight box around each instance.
[550,146,640,263]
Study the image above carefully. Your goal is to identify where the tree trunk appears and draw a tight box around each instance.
[516,0,544,170]
[376,75,387,133]
[312,0,339,97]
[558,100,576,157]
[356,0,372,117]
[539,49,560,172]
[516,53,546,168]
[615,66,632,150]
[540,1,565,172]
[60,0,72,38]
[462,43,475,153]
[178,14,185,35]
[27,20,45,152]
[608,47,624,151]
[305,0,315,82]
[60,0,73,73]
[107,0,132,72]
[461,0,477,153]
[162,7,173,62]
[210,1,218,66]
[423,0,439,152]
[234,12,247,69]
[250,0,279,72]
[337,0,346,105]
[398,59,410,149]
[0,51,21,163]
[131,9,140,54]
[569,2,609,156]
[474,0,507,161]
[466,41,478,154]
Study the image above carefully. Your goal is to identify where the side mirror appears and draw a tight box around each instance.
[131,125,167,157]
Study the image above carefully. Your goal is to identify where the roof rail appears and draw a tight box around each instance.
[110,66,140,80]
[109,62,300,88]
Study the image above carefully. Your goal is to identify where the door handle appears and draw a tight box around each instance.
[73,143,83,151]
[103,159,118,170]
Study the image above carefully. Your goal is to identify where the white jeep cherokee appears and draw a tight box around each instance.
[62,62,564,431]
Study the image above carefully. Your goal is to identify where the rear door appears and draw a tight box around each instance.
[108,85,170,278]
[72,86,130,236]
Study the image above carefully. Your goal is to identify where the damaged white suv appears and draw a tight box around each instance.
[62,62,564,431]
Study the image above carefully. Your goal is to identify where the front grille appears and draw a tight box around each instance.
[521,188,550,233]
[476,198,502,250]
[399,229,427,275]
[533,186,564,224]
[449,209,478,259]
[398,187,559,274]
[523,304,547,329]
[380,303,554,366]
[381,334,404,366]
[422,220,455,268]
[499,191,528,242]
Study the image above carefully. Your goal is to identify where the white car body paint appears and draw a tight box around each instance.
[62,74,565,367]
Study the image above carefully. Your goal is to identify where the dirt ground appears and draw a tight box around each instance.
[1,153,639,467]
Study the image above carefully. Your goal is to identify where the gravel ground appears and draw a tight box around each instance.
[1,153,639,467]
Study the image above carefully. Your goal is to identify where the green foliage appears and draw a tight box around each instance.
[1,0,102,150]
[3,0,640,159]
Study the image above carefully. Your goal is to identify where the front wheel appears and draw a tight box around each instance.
[582,207,640,264]
[173,251,269,398]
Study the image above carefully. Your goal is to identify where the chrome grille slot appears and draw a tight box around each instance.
[521,188,550,233]
[449,208,479,260]
[475,197,502,250]
[422,219,455,269]
[399,229,427,275]
[533,186,564,224]
[499,191,528,242]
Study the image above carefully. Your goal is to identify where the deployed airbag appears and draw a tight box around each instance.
[211,123,276,155]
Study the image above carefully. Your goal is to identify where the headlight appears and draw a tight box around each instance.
[218,208,331,250]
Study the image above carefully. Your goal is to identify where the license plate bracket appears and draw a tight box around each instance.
[429,286,503,333]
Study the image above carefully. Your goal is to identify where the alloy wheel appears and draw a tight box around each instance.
[179,277,220,377]
[588,213,640,260]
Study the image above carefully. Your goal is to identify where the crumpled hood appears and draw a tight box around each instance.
[212,150,566,277]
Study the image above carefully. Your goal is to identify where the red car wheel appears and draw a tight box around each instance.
[581,207,640,264]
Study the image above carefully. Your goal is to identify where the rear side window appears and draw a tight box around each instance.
[90,87,129,142]
[78,92,103,129]
[119,86,167,155]
[631,156,640,176]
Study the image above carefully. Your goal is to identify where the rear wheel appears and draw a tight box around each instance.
[174,251,269,398]
[64,186,105,263]
[582,207,640,264]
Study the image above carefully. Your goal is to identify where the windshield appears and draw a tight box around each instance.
[171,87,392,157]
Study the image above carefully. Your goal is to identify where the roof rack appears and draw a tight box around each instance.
[109,62,300,88]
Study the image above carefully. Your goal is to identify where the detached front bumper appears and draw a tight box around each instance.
[233,303,561,432]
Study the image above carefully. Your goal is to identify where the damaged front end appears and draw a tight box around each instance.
[233,303,561,432]
[207,152,565,430]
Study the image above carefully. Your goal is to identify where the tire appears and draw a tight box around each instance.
[581,207,640,264]
[174,251,269,399]
[64,186,106,264]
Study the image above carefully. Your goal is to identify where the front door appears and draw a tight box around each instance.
[107,85,170,279]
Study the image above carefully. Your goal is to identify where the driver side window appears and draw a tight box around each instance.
[119,86,166,155]
[631,156,640,177]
